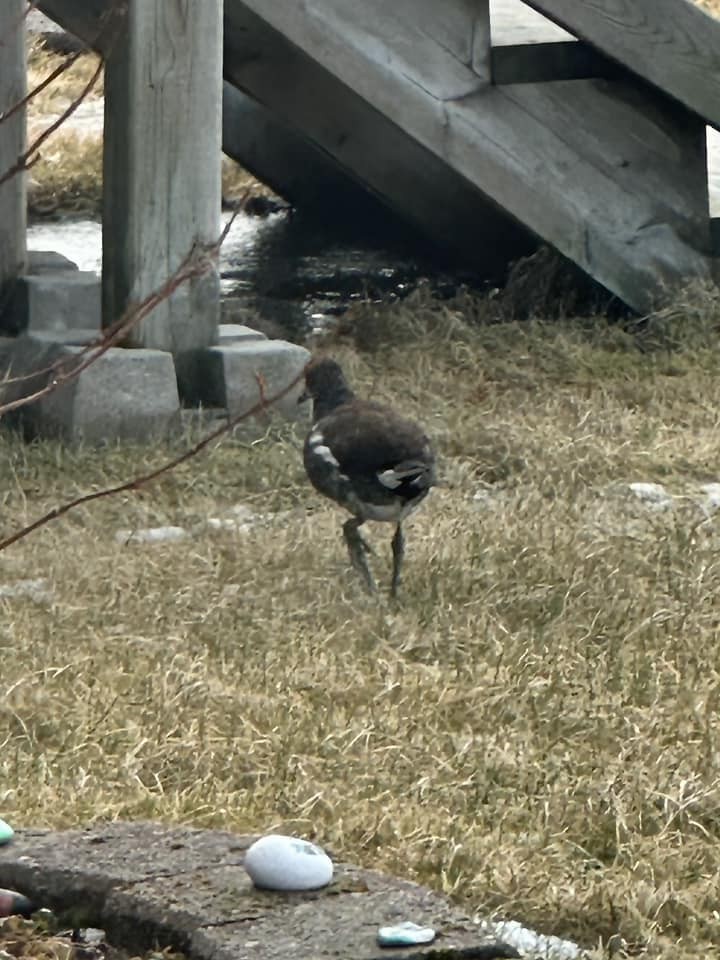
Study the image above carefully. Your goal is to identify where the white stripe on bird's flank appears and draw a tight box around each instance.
[377,463,426,489]
[309,428,340,468]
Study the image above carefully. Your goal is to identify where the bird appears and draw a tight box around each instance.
[299,357,436,596]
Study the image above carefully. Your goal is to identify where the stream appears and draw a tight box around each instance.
[27,210,481,342]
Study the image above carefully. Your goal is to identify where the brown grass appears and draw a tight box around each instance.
[24,45,270,218]
[3,284,720,957]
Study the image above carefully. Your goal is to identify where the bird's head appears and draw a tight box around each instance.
[299,357,355,418]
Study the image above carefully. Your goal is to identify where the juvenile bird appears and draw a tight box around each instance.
[299,357,436,596]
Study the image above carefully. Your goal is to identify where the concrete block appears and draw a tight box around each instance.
[218,323,267,344]
[26,250,79,273]
[176,339,310,421]
[0,333,180,444]
[2,270,101,336]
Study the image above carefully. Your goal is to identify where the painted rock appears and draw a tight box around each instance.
[377,922,436,947]
[243,834,333,891]
[0,889,34,919]
[0,819,13,845]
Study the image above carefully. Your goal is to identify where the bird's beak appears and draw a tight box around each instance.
[298,386,310,405]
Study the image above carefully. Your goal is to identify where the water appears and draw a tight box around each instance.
[27,210,480,341]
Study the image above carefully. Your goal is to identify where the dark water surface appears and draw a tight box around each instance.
[27,210,484,342]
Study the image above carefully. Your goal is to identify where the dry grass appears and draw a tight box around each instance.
[24,45,269,218]
[3,285,720,957]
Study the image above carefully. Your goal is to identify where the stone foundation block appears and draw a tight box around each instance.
[177,339,310,422]
[218,323,267,345]
[3,270,101,335]
[0,332,180,443]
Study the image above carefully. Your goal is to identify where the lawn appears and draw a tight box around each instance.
[3,286,720,958]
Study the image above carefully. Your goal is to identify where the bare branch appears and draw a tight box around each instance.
[0,363,308,553]
[0,55,103,187]
[0,50,84,127]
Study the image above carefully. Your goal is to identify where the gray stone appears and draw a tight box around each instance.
[177,339,310,422]
[0,333,180,444]
[3,271,101,335]
[218,323,267,344]
[26,250,79,274]
[0,578,52,602]
[0,823,520,960]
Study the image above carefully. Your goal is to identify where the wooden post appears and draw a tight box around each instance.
[102,0,222,352]
[472,1,492,82]
[0,0,27,312]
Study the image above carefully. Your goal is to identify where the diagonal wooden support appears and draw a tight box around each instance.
[521,0,720,131]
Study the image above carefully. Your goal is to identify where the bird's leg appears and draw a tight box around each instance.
[390,523,405,598]
[343,517,376,593]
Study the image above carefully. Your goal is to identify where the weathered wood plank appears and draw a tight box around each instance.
[242,0,713,310]
[102,0,222,352]
[521,0,720,130]
[0,0,27,311]
[223,4,535,276]
[472,2,492,82]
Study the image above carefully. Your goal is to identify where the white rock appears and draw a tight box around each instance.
[243,834,333,891]
[699,483,720,512]
[476,918,581,960]
[204,517,253,534]
[0,578,52,602]
[627,482,673,510]
[115,526,189,544]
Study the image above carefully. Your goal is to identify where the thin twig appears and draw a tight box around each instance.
[0,56,103,187]
[1,50,84,127]
[0,364,308,553]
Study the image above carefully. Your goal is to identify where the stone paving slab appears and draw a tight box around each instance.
[0,823,519,960]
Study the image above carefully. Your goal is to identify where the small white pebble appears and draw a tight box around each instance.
[205,517,253,533]
[699,483,720,512]
[0,578,52,602]
[627,482,673,509]
[244,834,333,891]
[115,526,189,544]
[476,918,582,960]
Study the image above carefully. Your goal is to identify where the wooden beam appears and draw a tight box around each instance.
[472,2,492,82]
[102,0,222,352]
[492,40,625,84]
[238,0,713,311]
[224,3,536,279]
[521,0,720,130]
[0,0,27,313]
[711,219,720,258]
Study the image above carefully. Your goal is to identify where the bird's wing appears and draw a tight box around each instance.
[316,402,434,478]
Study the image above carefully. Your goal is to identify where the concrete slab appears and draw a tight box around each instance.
[3,270,101,336]
[218,322,268,344]
[177,339,310,422]
[26,250,80,273]
[0,333,180,443]
[0,823,520,960]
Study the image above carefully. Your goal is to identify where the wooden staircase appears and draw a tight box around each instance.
[38,0,720,312]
